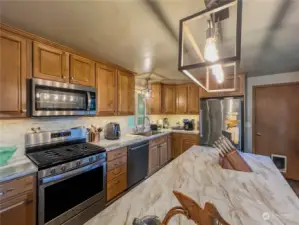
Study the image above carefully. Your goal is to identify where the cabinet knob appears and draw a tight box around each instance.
[71,76,74,80]
[21,109,27,113]
[256,132,261,136]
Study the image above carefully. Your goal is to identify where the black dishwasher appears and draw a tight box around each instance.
[127,141,149,188]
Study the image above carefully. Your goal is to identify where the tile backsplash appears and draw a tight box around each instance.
[0,116,132,159]
[149,115,199,128]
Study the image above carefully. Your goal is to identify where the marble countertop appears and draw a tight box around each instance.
[0,156,37,183]
[85,146,299,225]
[95,129,199,151]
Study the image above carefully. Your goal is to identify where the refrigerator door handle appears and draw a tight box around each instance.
[200,110,203,137]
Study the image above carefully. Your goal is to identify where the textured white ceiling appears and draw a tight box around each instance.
[1,0,299,82]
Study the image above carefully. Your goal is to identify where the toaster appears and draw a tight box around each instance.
[104,122,121,140]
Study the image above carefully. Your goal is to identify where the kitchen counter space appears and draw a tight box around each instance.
[85,146,299,225]
[96,129,199,151]
[0,156,37,183]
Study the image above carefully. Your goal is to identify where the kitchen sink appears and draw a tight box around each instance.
[132,131,164,137]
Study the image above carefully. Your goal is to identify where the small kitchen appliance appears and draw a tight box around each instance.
[30,78,96,117]
[104,122,121,140]
[183,119,194,131]
[25,127,106,225]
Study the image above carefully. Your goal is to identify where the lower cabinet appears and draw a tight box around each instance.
[172,133,199,159]
[106,147,128,201]
[148,135,171,175]
[0,175,36,225]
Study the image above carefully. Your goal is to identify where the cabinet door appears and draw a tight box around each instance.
[33,41,69,82]
[0,30,30,118]
[159,142,168,166]
[117,70,135,115]
[0,191,35,225]
[96,63,117,115]
[172,133,182,159]
[162,85,176,114]
[148,145,160,175]
[176,85,188,114]
[181,134,199,152]
[188,84,199,114]
[167,135,172,161]
[147,83,162,114]
[70,54,95,87]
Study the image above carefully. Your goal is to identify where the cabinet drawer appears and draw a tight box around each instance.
[0,176,34,202]
[106,173,127,201]
[149,135,168,147]
[107,147,127,162]
[107,164,127,182]
[107,156,127,171]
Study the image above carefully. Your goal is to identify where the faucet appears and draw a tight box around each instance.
[142,116,151,131]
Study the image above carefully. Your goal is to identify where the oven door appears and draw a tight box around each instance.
[38,160,106,225]
[31,78,96,116]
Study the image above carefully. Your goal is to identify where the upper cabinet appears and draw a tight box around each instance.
[162,85,176,114]
[147,83,162,114]
[117,70,135,115]
[0,29,31,118]
[188,84,199,114]
[176,85,188,114]
[33,41,69,82]
[70,54,95,87]
[96,63,117,116]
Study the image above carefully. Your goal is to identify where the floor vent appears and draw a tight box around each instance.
[271,154,287,173]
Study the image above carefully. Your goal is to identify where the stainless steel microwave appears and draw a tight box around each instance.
[31,78,96,117]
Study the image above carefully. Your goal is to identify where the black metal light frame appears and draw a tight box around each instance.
[178,0,243,92]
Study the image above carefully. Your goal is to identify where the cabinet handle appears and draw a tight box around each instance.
[6,188,15,193]
[21,109,27,113]
[0,191,4,196]
[71,76,74,80]
[0,201,24,214]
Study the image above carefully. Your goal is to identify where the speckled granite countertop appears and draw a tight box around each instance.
[85,146,299,225]
[0,156,37,183]
[95,129,199,151]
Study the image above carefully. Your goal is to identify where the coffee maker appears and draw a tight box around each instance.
[183,119,194,131]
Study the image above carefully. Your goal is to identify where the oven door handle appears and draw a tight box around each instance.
[41,159,106,186]
[87,92,91,111]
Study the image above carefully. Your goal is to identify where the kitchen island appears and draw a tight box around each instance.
[85,146,299,225]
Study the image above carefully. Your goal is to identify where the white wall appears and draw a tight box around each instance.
[245,71,299,153]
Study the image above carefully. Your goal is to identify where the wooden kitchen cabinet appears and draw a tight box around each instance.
[33,41,69,82]
[159,142,168,166]
[148,145,160,175]
[117,70,135,115]
[0,29,31,118]
[106,147,128,201]
[146,83,162,114]
[0,175,36,225]
[162,85,176,114]
[188,84,199,114]
[172,133,199,159]
[176,85,188,114]
[96,63,117,115]
[70,54,95,87]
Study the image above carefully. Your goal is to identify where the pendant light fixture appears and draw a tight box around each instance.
[141,77,153,100]
[178,0,242,92]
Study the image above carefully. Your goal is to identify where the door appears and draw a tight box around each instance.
[117,70,135,115]
[147,83,162,114]
[172,134,182,159]
[0,191,35,225]
[253,83,299,180]
[188,84,199,114]
[176,85,188,114]
[159,142,168,166]
[33,41,69,82]
[200,99,223,146]
[148,145,160,175]
[0,30,30,118]
[96,63,117,115]
[70,54,95,87]
[162,85,176,114]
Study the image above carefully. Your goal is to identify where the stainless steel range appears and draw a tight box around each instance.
[25,127,106,225]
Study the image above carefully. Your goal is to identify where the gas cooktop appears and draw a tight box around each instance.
[27,142,106,169]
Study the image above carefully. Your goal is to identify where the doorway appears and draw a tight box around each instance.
[253,82,299,180]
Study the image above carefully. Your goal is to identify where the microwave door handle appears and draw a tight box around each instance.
[87,92,91,111]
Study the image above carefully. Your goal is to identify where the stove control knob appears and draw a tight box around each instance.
[61,166,66,172]
[76,161,81,167]
[50,169,56,175]
[89,157,93,162]
[96,155,100,160]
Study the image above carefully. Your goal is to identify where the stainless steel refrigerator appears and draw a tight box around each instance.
[200,97,244,151]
